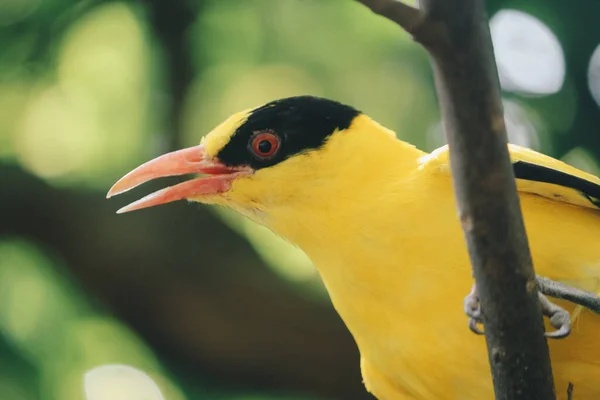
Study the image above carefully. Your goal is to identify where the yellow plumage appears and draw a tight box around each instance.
[202,113,600,399]
[110,97,600,399]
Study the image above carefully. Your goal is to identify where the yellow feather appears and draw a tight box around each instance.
[201,110,250,156]
[201,113,600,399]
[423,143,600,210]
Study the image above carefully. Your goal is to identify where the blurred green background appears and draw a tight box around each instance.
[1,0,599,399]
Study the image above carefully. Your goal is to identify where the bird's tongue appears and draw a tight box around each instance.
[106,144,252,213]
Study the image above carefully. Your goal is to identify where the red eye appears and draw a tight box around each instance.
[251,131,280,159]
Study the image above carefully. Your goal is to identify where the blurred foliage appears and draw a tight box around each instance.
[1,0,599,399]
[0,240,184,400]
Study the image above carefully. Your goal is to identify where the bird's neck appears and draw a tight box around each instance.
[250,120,441,372]
[266,116,427,255]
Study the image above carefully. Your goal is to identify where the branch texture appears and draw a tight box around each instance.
[357,0,557,398]
[144,0,197,151]
[355,0,423,33]
[417,0,555,398]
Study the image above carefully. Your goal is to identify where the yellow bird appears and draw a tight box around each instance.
[108,96,600,399]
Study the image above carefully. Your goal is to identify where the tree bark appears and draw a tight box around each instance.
[143,0,197,151]
[356,1,556,398]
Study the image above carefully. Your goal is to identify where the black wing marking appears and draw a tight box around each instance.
[513,161,600,208]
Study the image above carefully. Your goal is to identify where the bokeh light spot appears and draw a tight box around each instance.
[587,44,600,108]
[14,2,150,187]
[427,99,544,151]
[84,365,165,400]
[503,99,542,150]
[490,10,565,95]
[16,86,103,179]
[0,240,78,360]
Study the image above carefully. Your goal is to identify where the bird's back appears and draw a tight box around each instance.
[305,143,600,399]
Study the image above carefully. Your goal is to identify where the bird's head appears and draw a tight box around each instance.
[108,96,406,234]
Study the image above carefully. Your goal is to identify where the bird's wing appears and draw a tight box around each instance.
[419,144,600,210]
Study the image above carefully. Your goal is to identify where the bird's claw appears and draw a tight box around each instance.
[539,293,571,339]
[463,284,572,339]
[464,284,484,335]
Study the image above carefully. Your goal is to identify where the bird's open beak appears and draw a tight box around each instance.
[106,144,253,214]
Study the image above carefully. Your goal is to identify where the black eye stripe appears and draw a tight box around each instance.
[217,96,359,170]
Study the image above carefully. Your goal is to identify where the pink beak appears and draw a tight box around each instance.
[106,144,252,214]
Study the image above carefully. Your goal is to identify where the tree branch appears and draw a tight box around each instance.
[143,0,197,151]
[567,382,574,400]
[356,0,557,398]
[355,0,423,33]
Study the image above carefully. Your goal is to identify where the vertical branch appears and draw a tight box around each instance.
[418,0,555,398]
[356,0,556,398]
[143,0,198,151]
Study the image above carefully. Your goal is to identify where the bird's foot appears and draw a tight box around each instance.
[536,275,600,314]
[538,292,571,338]
[463,283,572,339]
[464,284,484,335]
